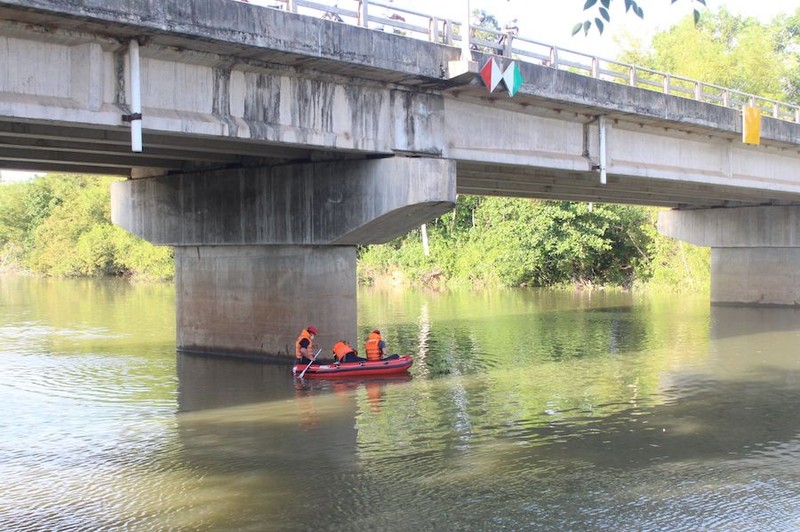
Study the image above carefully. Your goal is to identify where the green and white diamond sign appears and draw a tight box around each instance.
[480,58,524,97]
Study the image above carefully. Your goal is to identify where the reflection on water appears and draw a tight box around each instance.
[1,276,799,530]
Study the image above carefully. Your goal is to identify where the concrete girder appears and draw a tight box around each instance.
[444,98,800,205]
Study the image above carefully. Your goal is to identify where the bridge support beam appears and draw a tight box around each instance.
[658,206,800,307]
[112,157,456,357]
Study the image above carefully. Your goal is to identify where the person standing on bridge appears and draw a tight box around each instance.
[296,325,319,366]
[497,18,519,46]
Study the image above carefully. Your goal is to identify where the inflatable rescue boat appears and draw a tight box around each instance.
[293,355,413,378]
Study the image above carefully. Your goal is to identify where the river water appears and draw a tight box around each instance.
[1,275,799,531]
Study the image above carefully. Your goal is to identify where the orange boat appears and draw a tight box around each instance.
[293,355,413,378]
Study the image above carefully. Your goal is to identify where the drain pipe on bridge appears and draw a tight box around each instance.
[598,115,607,185]
[583,115,608,186]
[123,39,143,153]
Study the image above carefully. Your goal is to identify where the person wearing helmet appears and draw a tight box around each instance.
[295,325,318,365]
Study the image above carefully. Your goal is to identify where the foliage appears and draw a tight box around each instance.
[0,174,173,280]
[575,0,708,36]
[639,210,710,292]
[358,196,701,291]
[620,8,800,102]
[468,8,503,54]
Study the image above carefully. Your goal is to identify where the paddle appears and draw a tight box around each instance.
[298,348,322,379]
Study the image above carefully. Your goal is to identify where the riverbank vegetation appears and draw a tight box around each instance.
[0,174,173,280]
[357,197,709,291]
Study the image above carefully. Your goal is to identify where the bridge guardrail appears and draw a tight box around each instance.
[255,0,800,124]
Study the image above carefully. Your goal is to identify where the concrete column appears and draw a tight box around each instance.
[658,206,800,307]
[711,248,800,306]
[176,245,355,358]
[112,156,456,358]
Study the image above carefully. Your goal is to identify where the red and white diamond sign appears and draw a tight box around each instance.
[480,58,523,97]
[480,57,503,93]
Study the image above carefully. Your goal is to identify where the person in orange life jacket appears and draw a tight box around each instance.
[295,325,319,366]
[332,340,365,363]
[364,330,399,361]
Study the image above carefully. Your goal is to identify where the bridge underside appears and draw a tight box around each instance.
[456,163,800,209]
[4,119,798,211]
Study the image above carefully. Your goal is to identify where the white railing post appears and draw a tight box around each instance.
[663,74,670,94]
[443,19,452,45]
[695,82,702,101]
[549,47,557,68]
[774,103,779,118]
[461,0,471,60]
[287,0,297,13]
[503,34,513,57]
[358,0,368,28]
[429,16,438,42]
[629,66,636,87]
[591,57,598,78]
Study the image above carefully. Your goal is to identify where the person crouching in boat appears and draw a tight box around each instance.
[296,325,319,366]
[364,330,399,361]
[333,340,365,363]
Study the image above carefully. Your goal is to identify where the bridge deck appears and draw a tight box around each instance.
[2,0,800,209]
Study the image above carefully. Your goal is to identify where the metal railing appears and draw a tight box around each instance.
[251,0,800,123]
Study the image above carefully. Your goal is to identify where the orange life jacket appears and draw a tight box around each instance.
[332,341,354,362]
[364,331,383,361]
[295,329,313,360]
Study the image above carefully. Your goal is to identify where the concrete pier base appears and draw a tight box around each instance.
[658,206,800,307]
[176,245,355,358]
[712,248,800,306]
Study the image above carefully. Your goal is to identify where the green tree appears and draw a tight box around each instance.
[461,199,651,287]
[576,0,708,36]
[0,174,173,280]
[641,210,710,291]
[359,196,660,290]
[620,8,799,101]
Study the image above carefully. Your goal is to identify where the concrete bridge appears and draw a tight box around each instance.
[3,0,800,358]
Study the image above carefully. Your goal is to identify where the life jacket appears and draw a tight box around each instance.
[365,331,383,361]
[332,341,354,362]
[295,329,313,360]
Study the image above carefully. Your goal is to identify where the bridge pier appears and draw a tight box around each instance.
[658,206,800,307]
[112,157,456,358]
